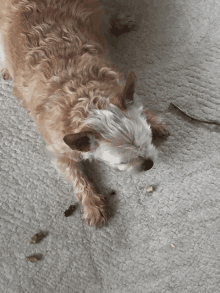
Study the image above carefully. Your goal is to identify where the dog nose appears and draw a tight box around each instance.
[142,159,154,171]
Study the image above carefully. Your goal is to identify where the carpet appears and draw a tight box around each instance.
[1,0,220,292]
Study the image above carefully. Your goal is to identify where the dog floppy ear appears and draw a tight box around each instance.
[63,128,101,152]
[121,72,137,107]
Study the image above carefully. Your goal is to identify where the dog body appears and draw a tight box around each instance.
[0,0,169,226]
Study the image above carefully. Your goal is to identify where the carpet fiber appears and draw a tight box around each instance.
[1,0,220,292]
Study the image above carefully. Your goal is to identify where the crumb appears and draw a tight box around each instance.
[64,205,76,217]
[171,243,175,248]
[147,186,154,193]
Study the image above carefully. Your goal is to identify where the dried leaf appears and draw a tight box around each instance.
[26,256,38,262]
[30,232,47,244]
[64,205,76,217]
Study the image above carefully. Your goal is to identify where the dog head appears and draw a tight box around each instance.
[63,72,157,173]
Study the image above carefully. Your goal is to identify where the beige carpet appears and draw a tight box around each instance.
[1,0,220,292]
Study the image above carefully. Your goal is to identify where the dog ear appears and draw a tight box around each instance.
[63,128,100,152]
[122,72,137,107]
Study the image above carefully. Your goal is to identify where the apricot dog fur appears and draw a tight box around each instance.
[0,0,169,226]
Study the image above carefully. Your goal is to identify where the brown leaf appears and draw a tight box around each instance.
[30,231,47,244]
[26,256,38,262]
[64,205,76,217]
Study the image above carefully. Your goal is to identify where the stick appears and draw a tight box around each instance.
[170,102,220,126]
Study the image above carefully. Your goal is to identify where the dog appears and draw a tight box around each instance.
[0,0,169,227]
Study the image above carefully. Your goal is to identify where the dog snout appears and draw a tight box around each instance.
[142,159,154,171]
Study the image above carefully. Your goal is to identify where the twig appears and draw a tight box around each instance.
[170,102,220,126]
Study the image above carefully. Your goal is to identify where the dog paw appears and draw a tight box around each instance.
[82,196,109,227]
[152,124,170,140]
[110,12,136,37]
[1,67,10,80]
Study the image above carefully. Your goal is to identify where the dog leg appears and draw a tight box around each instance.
[144,109,170,139]
[56,156,108,227]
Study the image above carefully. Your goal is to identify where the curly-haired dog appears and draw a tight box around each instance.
[0,0,169,226]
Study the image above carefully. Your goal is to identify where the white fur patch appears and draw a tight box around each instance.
[101,149,121,164]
